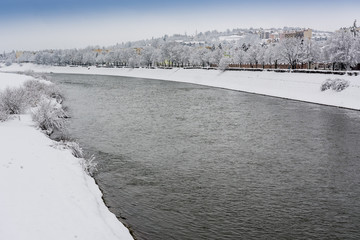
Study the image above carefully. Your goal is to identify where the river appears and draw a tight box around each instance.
[50,73,360,240]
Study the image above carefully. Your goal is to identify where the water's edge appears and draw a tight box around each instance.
[1,63,359,111]
[46,85,137,240]
[48,71,360,112]
[93,178,138,240]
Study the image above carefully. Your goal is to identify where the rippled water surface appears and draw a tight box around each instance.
[51,73,360,240]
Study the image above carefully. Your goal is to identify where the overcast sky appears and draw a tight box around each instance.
[1,0,359,52]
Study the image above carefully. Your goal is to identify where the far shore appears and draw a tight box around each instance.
[1,63,360,111]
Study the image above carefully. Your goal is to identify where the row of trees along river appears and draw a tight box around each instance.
[2,24,360,71]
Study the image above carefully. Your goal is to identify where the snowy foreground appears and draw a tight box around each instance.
[0,72,133,240]
[2,63,360,110]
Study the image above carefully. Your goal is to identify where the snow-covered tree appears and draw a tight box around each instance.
[246,44,263,68]
[139,46,154,67]
[350,36,360,66]
[263,44,280,68]
[278,38,303,69]
[5,51,16,66]
[189,48,208,67]
[300,39,321,68]
[324,29,359,70]
[179,46,191,67]
[218,56,232,71]
[161,42,179,67]
[231,46,246,66]
[82,50,96,66]
[208,48,223,66]
[151,48,163,67]
[72,50,83,65]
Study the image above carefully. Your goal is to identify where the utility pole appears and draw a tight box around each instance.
[351,19,357,37]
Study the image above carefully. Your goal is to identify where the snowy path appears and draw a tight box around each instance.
[0,72,133,240]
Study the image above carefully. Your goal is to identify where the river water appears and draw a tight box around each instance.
[50,73,360,240]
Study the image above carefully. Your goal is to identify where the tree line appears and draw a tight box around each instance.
[2,27,360,71]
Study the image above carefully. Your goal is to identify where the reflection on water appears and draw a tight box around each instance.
[51,73,360,240]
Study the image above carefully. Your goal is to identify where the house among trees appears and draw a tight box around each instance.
[281,29,312,40]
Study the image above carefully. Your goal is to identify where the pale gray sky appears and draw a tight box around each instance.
[1,1,358,52]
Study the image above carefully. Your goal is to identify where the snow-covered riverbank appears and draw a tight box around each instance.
[0,72,133,240]
[1,63,360,110]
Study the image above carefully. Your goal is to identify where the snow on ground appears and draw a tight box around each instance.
[1,63,360,110]
[0,72,34,91]
[0,72,133,240]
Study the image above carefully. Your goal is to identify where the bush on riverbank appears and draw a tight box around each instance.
[0,106,9,121]
[23,79,64,106]
[321,78,350,92]
[31,98,67,135]
[0,87,27,119]
[0,79,65,122]
[52,140,97,176]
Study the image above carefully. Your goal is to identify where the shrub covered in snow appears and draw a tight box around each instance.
[0,87,27,115]
[23,80,64,107]
[52,140,98,176]
[23,80,49,107]
[31,99,67,135]
[0,79,65,123]
[63,141,84,158]
[45,84,64,104]
[218,57,232,71]
[0,109,8,122]
[80,154,98,176]
[66,141,97,176]
[332,79,350,91]
[320,80,333,91]
[0,95,7,122]
[321,79,350,92]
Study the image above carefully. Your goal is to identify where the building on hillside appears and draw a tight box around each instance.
[16,51,23,59]
[93,49,111,54]
[281,29,312,40]
[184,41,206,46]
[219,35,245,41]
[259,31,271,39]
[269,32,280,41]
[134,48,142,55]
[174,39,205,46]
[311,32,329,42]
[303,29,313,39]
